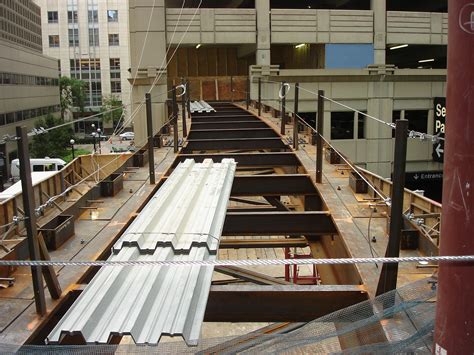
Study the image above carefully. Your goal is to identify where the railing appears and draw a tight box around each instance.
[271,9,373,44]
[166,8,256,44]
[359,167,441,252]
[387,11,448,45]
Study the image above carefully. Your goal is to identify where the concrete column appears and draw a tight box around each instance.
[129,0,168,147]
[256,0,271,66]
[371,0,386,64]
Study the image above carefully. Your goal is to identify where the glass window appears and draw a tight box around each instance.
[47,11,58,23]
[111,81,121,93]
[89,28,99,46]
[33,165,44,172]
[108,33,119,46]
[392,111,401,138]
[110,58,120,70]
[6,112,15,124]
[67,10,78,23]
[0,114,5,126]
[405,110,428,133]
[88,10,98,23]
[357,112,366,139]
[68,28,79,47]
[331,112,354,140]
[107,10,118,22]
[48,35,59,47]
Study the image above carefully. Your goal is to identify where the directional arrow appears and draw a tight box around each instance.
[414,174,419,180]
[435,143,444,158]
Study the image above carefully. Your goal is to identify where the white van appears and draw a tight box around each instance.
[10,158,66,181]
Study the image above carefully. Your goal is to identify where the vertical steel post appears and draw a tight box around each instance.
[16,126,46,315]
[181,78,187,138]
[258,77,262,116]
[186,80,191,117]
[280,82,287,136]
[316,90,324,183]
[230,76,234,103]
[293,83,300,150]
[145,93,156,185]
[434,0,474,352]
[172,86,179,153]
[246,76,250,110]
[376,119,408,296]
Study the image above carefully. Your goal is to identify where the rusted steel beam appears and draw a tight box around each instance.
[204,285,368,322]
[219,237,308,248]
[231,175,317,196]
[184,138,288,152]
[215,266,292,285]
[188,128,278,140]
[223,212,337,236]
[191,115,257,122]
[191,120,268,130]
[173,152,300,168]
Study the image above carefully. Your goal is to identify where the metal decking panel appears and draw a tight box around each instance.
[47,159,236,346]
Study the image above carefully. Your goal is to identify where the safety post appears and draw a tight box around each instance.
[258,77,262,116]
[145,93,156,184]
[280,82,287,136]
[172,85,179,153]
[316,90,324,183]
[230,76,234,103]
[376,119,408,297]
[434,0,474,352]
[186,80,191,118]
[181,78,187,138]
[293,83,300,150]
[246,76,250,110]
[16,126,46,315]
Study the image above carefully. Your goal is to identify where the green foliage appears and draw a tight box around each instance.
[30,114,74,159]
[61,148,91,163]
[60,76,87,115]
[101,95,124,127]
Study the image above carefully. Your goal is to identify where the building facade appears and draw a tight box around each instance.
[35,0,131,132]
[0,0,60,180]
[128,0,446,195]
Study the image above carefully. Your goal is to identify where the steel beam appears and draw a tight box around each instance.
[219,237,308,248]
[188,128,278,140]
[231,175,317,196]
[172,152,301,168]
[191,115,259,122]
[191,121,268,130]
[215,266,292,285]
[184,138,288,152]
[204,285,368,322]
[223,212,337,235]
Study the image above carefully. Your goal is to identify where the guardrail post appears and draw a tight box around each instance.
[293,83,300,150]
[280,82,287,136]
[316,90,324,183]
[145,93,156,184]
[181,78,188,138]
[376,118,408,297]
[172,86,179,153]
[246,76,250,110]
[258,77,262,116]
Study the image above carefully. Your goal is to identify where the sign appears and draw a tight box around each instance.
[405,171,443,203]
[432,97,446,163]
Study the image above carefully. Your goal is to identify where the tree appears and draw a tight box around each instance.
[101,95,124,128]
[60,76,86,118]
[30,114,73,159]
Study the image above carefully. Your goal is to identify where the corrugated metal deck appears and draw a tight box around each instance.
[47,158,236,346]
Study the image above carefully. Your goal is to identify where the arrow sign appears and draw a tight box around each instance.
[432,97,446,163]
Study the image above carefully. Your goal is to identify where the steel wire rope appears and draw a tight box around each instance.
[0,255,472,268]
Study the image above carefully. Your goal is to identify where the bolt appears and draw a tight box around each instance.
[371,236,377,243]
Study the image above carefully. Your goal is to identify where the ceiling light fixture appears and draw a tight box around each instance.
[196,44,201,49]
[390,44,408,50]
[418,58,435,63]
[295,43,305,49]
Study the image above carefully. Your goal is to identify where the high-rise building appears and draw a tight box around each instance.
[0,0,60,180]
[34,0,131,133]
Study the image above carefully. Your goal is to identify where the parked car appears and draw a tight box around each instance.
[119,131,135,140]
